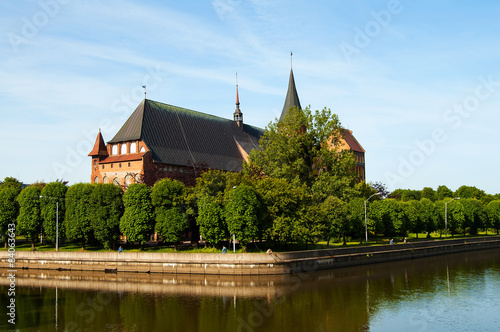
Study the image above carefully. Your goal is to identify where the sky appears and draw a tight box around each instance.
[1,0,499,194]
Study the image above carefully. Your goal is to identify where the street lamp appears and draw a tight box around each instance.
[40,196,61,251]
[445,197,460,238]
[364,193,382,244]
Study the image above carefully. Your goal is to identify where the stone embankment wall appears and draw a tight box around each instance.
[1,237,499,275]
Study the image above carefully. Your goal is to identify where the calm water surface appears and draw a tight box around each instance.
[1,248,499,332]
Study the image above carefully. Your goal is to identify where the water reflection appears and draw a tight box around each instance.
[0,248,498,332]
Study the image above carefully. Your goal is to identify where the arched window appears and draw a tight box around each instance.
[121,144,127,155]
[94,176,100,183]
[130,142,137,154]
[140,146,145,153]
[111,145,118,155]
[112,178,121,186]
[103,176,109,184]
[124,174,133,189]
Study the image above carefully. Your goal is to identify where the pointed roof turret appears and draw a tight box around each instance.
[279,68,302,122]
[88,130,109,158]
[233,73,243,127]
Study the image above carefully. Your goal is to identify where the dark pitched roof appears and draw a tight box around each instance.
[88,131,109,157]
[342,129,365,153]
[108,99,264,172]
[279,69,302,121]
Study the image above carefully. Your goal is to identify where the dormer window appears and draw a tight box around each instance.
[121,144,127,155]
[111,145,118,155]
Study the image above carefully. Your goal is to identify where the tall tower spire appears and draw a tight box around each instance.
[233,73,243,127]
[279,54,301,122]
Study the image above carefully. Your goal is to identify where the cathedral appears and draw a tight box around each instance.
[89,69,365,187]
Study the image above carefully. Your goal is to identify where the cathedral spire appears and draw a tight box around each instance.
[233,73,243,127]
[279,58,302,122]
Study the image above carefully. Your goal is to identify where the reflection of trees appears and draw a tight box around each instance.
[5,249,498,331]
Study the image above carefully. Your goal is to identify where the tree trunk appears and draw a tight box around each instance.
[81,238,86,251]
[342,235,347,246]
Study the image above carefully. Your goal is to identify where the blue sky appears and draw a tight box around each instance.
[1,0,499,194]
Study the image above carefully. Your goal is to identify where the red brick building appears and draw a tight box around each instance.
[89,70,365,186]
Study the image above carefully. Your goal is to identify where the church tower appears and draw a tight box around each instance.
[233,74,243,127]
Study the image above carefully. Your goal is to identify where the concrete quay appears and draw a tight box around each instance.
[1,236,499,275]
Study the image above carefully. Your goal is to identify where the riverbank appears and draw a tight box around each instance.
[2,236,499,275]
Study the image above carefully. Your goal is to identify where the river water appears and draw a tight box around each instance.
[1,248,499,332]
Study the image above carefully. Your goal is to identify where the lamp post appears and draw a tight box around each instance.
[40,196,60,252]
[364,193,381,244]
[445,197,460,238]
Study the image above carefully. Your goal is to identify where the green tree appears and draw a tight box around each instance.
[255,177,305,248]
[120,183,155,247]
[421,187,437,202]
[347,198,366,243]
[90,183,123,249]
[40,181,68,244]
[419,198,437,237]
[224,185,262,252]
[455,185,485,200]
[196,194,226,247]
[321,196,348,245]
[16,186,42,249]
[0,186,20,247]
[367,199,385,242]
[246,106,356,194]
[65,183,94,249]
[461,198,485,235]
[436,185,453,201]
[0,177,22,192]
[485,200,500,235]
[407,200,423,238]
[445,199,464,237]
[152,179,188,250]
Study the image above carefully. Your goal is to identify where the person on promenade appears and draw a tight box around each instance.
[222,246,227,254]
[390,239,394,245]
[266,248,273,255]
[404,237,407,244]
[118,246,123,252]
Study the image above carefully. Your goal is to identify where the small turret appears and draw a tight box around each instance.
[233,73,243,127]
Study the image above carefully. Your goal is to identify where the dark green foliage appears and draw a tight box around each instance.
[485,200,500,234]
[0,185,20,245]
[152,179,188,247]
[196,194,226,247]
[436,185,453,201]
[40,181,67,244]
[246,106,356,193]
[421,187,437,202]
[90,183,123,249]
[0,177,22,192]
[120,183,154,246]
[65,183,94,249]
[255,177,304,246]
[321,196,348,245]
[419,198,437,236]
[16,186,42,248]
[455,185,485,200]
[224,185,262,251]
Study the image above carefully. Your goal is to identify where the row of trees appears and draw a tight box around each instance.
[2,106,500,250]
